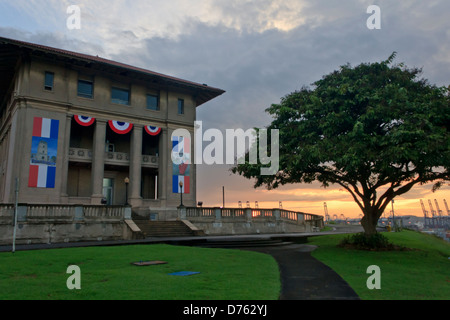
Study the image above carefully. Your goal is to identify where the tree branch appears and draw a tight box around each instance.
[337,181,365,213]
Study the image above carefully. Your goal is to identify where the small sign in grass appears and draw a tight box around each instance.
[168,271,200,276]
[131,261,168,266]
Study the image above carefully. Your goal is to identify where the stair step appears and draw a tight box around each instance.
[133,220,197,237]
[199,239,294,248]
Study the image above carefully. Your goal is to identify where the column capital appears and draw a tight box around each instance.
[96,118,108,125]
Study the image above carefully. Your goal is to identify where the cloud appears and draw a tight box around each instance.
[1,0,449,217]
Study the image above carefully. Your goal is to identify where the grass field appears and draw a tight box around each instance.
[0,244,280,300]
[1,230,448,300]
[309,229,450,300]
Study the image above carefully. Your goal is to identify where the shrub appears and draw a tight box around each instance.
[339,232,394,250]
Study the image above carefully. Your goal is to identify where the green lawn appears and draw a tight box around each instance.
[309,229,450,300]
[0,244,280,300]
[2,230,448,300]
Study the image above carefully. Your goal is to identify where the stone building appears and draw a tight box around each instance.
[0,37,225,220]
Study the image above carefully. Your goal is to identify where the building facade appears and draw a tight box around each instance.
[0,37,224,219]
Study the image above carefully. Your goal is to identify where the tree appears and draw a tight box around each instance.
[232,53,449,236]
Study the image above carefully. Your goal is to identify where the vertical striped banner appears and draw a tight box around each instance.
[32,117,59,139]
[172,136,190,194]
[28,165,57,189]
[28,117,59,188]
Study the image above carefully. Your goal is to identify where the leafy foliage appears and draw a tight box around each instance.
[232,53,450,234]
[339,232,394,250]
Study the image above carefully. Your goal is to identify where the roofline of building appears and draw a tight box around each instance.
[0,36,225,106]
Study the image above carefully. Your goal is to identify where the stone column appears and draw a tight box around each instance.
[60,114,72,203]
[91,119,106,204]
[129,124,143,207]
[273,209,281,222]
[158,127,168,207]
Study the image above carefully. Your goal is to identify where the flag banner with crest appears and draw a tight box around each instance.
[28,117,59,188]
[172,136,190,194]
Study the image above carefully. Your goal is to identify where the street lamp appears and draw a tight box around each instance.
[179,181,184,207]
[124,177,130,206]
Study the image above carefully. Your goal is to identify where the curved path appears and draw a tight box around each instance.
[237,243,360,300]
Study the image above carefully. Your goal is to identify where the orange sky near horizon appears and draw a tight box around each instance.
[198,169,450,219]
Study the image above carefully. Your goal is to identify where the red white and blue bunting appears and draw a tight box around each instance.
[74,115,95,127]
[109,120,133,134]
[75,117,161,136]
[145,125,161,136]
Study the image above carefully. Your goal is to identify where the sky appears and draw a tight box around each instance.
[0,0,448,218]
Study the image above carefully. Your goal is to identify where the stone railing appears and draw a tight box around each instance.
[180,206,324,233]
[141,154,159,168]
[105,151,129,165]
[69,148,158,167]
[0,204,132,224]
[0,204,135,245]
[69,148,92,162]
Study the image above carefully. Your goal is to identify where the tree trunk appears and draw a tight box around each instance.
[360,209,381,236]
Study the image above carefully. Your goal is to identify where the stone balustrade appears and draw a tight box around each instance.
[0,203,133,245]
[0,203,132,224]
[68,147,158,168]
[179,206,324,235]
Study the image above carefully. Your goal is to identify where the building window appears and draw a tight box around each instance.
[146,94,159,111]
[178,99,184,115]
[44,72,54,91]
[77,79,94,99]
[111,87,130,105]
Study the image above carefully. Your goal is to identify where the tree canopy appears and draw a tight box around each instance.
[232,53,449,235]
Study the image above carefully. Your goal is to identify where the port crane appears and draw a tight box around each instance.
[324,202,330,223]
[441,199,450,227]
[428,199,437,227]
[443,199,450,216]
[434,199,443,226]
[420,200,429,227]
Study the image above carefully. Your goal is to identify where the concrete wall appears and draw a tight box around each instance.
[1,221,129,246]
[190,220,312,236]
[0,204,135,246]
[23,58,198,126]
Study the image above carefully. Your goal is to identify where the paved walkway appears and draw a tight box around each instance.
[0,225,363,300]
[235,243,360,300]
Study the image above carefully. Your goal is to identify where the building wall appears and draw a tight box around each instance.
[0,56,198,216]
[23,58,197,126]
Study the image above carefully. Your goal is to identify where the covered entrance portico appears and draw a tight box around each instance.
[67,119,163,207]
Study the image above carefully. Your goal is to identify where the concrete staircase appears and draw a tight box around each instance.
[197,238,294,248]
[135,220,198,238]
[131,212,202,237]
